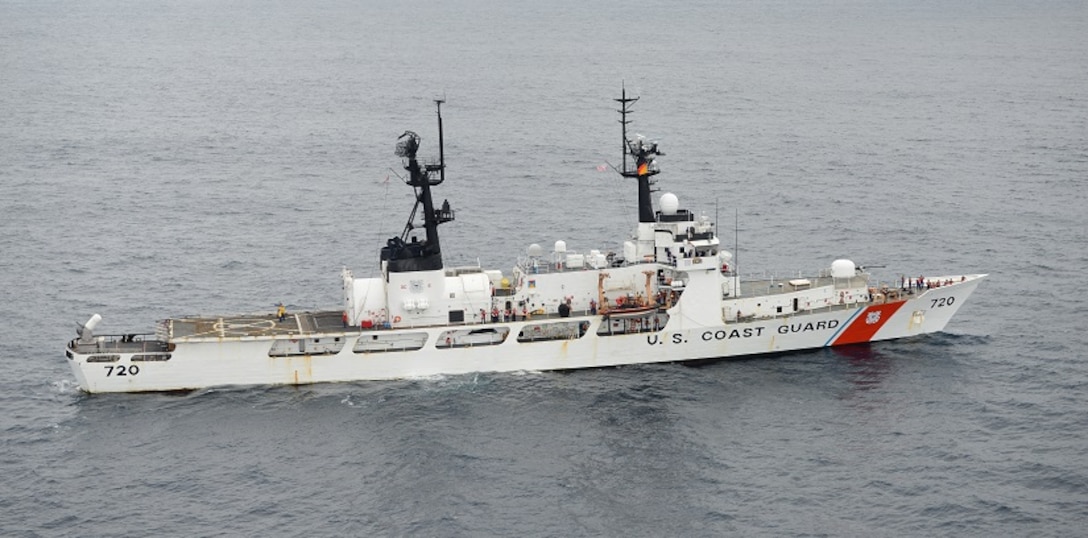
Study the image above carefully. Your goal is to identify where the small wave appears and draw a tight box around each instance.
[509,369,544,376]
[926,332,992,346]
[51,378,82,396]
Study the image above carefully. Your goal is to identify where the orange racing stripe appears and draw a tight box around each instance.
[832,301,907,346]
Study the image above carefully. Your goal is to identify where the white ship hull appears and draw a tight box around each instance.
[66,275,984,393]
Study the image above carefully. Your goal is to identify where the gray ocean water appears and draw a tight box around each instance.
[3,0,1087,535]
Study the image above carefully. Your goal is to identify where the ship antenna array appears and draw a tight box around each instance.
[614,84,638,176]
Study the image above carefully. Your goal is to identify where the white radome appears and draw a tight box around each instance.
[660,192,679,215]
[830,259,857,279]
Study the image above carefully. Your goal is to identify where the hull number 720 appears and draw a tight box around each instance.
[931,297,955,308]
[104,365,140,377]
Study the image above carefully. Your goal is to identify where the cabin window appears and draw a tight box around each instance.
[449,310,465,323]
[87,355,121,363]
[353,332,429,354]
[597,312,669,336]
[437,327,509,348]
[131,354,172,362]
[268,338,345,357]
[517,321,590,342]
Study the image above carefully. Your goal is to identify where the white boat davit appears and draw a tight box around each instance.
[65,91,986,393]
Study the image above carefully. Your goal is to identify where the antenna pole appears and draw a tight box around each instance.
[734,208,739,297]
[715,199,719,239]
[621,87,626,174]
[436,99,445,184]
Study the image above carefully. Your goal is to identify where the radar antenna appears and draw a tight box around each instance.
[395,131,421,161]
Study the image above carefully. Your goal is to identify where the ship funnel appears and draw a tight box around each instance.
[77,313,102,343]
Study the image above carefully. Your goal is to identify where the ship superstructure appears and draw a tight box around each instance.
[65,92,985,393]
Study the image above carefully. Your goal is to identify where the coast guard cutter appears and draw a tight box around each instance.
[65,92,986,393]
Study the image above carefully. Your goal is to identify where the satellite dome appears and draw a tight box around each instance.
[554,240,567,253]
[830,259,856,279]
[527,243,543,257]
[660,192,679,215]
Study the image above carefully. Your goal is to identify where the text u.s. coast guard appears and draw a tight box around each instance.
[647,319,840,345]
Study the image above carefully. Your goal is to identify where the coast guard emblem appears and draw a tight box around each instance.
[866,311,882,325]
